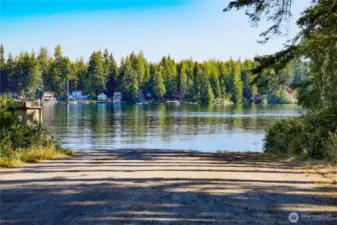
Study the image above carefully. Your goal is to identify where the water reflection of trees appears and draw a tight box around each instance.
[43,104,298,148]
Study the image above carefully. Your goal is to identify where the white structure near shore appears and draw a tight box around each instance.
[69,90,88,100]
[98,93,108,101]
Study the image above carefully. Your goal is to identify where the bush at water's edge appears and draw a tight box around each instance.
[0,96,74,167]
[264,106,337,163]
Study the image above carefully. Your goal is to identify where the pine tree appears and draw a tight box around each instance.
[48,45,66,95]
[88,51,107,95]
[153,67,166,100]
[178,63,187,98]
[0,45,4,92]
[75,57,88,91]
[232,61,243,103]
[27,52,42,98]
[106,53,119,96]
[120,63,138,101]
[37,47,49,92]
[209,61,221,98]
[160,56,177,99]
[198,66,214,104]
[6,53,18,93]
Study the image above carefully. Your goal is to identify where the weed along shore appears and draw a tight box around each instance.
[1,149,336,225]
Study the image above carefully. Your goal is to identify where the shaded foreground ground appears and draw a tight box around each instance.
[1,149,336,225]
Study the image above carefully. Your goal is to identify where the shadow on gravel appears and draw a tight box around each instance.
[1,149,336,225]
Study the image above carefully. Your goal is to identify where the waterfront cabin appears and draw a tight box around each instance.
[113,92,122,103]
[98,93,108,101]
[69,90,88,100]
[69,90,82,100]
[42,92,57,103]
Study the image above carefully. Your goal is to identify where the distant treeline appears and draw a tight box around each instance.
[0,45,309,103]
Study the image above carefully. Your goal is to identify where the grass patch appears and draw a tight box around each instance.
[0,146,74,168]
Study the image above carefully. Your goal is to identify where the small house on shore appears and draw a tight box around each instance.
[69,90,88,100]
[42,92,57,102]
[98,93,108,101]
[113,92,122,103]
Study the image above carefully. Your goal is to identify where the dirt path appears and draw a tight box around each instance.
[1,149,336,225]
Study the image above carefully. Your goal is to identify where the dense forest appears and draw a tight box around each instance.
[0,44,309,103]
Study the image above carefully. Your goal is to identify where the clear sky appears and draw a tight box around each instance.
[0,0,308,62]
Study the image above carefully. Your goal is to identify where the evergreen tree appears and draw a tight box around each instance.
[218,61,231,100]
[6,53,17,93]
[135,51,146,88]
[198,66,214,104]
[48,45,66,95]
[106,53,119,96]
[178,63,187,98]
[0,44,310,104]
[120,63,138,101]
[37,47,49,92]
[88,51,107,95]
[209,61,221,98]
[153,67,166,100]
[242,59,257,100]
[232,61,243,103]
[0,45,4,92]
[75,57,88,91]
[27,52,42,98]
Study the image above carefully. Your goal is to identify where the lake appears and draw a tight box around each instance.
[42,103,301,152]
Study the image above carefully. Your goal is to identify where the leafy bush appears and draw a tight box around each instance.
[0,96,73,167]
[264,106,337,162]
[268,90,296,104]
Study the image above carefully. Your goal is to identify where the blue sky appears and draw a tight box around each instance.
[0,0,308,62]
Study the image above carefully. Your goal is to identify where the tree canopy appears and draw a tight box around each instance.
[0,44,308,103]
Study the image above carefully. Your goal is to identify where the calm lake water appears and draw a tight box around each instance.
[42,103,301,152]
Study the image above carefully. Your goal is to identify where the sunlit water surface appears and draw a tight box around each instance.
[43,103,302,152]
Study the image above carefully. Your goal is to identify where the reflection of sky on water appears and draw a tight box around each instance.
[43,103,301,152]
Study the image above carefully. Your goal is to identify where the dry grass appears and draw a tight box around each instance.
[0,146,74,168]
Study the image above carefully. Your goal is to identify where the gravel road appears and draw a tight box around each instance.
[1,149,336,225]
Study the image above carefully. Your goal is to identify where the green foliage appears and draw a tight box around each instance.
[0,44,308,104]
[231,61,243,103]
[88,51,107,94]
[120,63,138,101]
[226,0,337,161]
[267,89,296,104]
[0,96,72,167]
[152,67,166,100]
[197,68,214,104]
[265,106,337,162]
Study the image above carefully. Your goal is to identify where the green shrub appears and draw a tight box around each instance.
[264,118,305,155]
[0,96,74,167]
[267,90,296,104]
[264,106,337,162]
